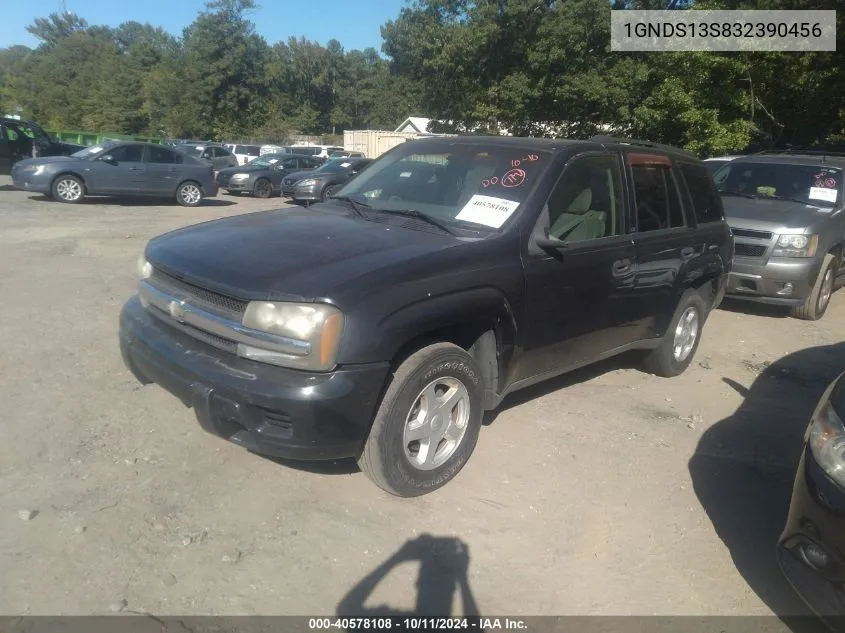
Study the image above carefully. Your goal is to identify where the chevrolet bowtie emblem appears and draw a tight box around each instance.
[168,299,188,323]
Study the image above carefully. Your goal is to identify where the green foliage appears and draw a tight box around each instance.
[1,0,842,153]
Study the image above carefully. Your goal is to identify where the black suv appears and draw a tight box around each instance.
[0,117,84,175]
[119,136,733,496]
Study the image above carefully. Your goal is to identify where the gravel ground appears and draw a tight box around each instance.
[0,175,842,624]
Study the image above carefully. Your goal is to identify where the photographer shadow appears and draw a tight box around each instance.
[337,535,480,620]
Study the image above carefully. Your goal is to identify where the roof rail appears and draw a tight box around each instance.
[589,135,697,158]
[755,148,845,158]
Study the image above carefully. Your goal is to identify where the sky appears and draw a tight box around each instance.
[0,0,408,52]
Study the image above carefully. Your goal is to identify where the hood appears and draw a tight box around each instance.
[282,170,315,183]
[722,196,836,232]
[145,207,458,302]
[15,156,75,168]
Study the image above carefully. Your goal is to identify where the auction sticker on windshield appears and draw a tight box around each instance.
[269,159,279,164]
[456,194,521,228]
[809,187,838,203]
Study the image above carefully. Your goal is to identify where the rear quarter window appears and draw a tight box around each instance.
[678,161,725,224]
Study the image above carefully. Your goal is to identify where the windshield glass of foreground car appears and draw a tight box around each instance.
[714,161,843,207]
[336,143,551,230]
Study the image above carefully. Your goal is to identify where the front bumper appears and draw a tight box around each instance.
[779,446,845,626]
[119,296,389,461]
[726,256,819,306]
[292,183,321,201]
[224,179,251,192]
[11,169,51,194]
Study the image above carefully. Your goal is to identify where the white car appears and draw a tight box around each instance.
[232,144,261,166]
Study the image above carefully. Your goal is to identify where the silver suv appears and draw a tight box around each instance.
[714,152,845,320]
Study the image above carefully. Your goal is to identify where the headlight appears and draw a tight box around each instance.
[297,179,318,187]
[239,302,343,371]
[809,392,845,488]
[773,234,818,258]
[230,173,249,181]
[24,164,46,175]
[137,256,152,280]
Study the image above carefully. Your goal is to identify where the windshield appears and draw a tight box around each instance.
[236,145,261,156]
[316,160,358,174]
[714,161,842,207]
[335,143,550,230]
[247,154,286,167]
[70,141,117,159]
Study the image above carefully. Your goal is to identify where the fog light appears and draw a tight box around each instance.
[777,282,794,296]
[802,542,830,569]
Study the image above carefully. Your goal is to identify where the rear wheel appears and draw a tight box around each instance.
[253,178,272,199]
[176,181,202,207]
[52,175,84,204]
[643,291,706,377]
[358,343,484,497]
[792,253,837,321]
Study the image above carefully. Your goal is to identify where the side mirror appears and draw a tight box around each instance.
[533,228,567,251]
[99,154,116,164]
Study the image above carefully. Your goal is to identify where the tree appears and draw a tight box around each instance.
[26,12,89,48]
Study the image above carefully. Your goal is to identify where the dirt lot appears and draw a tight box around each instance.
[0,175,843,622]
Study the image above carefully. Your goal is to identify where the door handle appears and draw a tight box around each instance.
[681,247,696,260]
[612,259,632,277]
[129,166,142,171]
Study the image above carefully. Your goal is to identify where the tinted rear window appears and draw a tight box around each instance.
[678,162,725,223]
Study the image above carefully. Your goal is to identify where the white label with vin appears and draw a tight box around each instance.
[455,195,521,228]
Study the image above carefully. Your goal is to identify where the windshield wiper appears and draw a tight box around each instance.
[330,194,370,218]
[768,194,813,205]
[371,208,456,235]
[721,190,757,199]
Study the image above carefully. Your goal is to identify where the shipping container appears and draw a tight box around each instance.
[342,130,421,159]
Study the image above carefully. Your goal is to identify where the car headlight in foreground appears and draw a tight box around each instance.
[773,234,818,258]
[240,302,344,371]
[229,173,249,181]
[297,178,319,188]
[809,385,845,489]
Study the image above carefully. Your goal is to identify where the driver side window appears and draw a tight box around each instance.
[108,145,144,162]
[546,155,624,244]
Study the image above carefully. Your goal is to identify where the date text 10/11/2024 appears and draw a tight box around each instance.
[308,617,529,630]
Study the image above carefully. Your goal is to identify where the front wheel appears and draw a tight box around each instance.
[643,291,706,377]
[52,175,85,204]
[176,181,203,207]
[791,253,837,321]
[358,343,484,497]
[253,178,272,199]
[322,184,341,202]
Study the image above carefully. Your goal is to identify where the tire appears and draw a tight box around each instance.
[643,290,706,378]
[253,178,272,199]
[791,253,837,321]
[322,184,341,202]
[51,174,84,204]
[176,181,203,207]
[358,343,484,497]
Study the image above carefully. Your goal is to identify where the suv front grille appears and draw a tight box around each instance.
[734,243,768,258]
[732,228,773,240]
[150,269,248,317]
